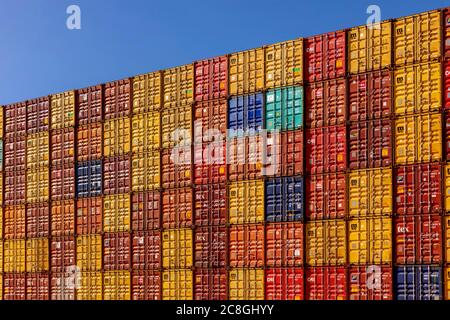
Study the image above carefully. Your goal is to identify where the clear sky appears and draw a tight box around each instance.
[0,0,448,105]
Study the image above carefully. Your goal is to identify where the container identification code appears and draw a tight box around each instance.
[176,304,275,317]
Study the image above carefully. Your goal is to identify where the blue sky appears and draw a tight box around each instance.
[0,0,448,105]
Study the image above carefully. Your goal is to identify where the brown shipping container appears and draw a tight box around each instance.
[306,173,346,220]
[50,272,76,300]
[4,170,26,205]
[227,135,265,181]
[77,85,103,124]
[194,184,227,227]
[194,56,228,101]
[26,273,50,300]
[27,203,49,238]
[76,197,102,234]
[104,79,131,118]
[194,141,226,185]
[279,130,303,177]
[161,147,192,189]
[266,222,303,267]
[348,70,392,122]
[3,273,26,300]
[27,97,50,133]
[194,269,228,300]
[305,78,346,128]
[194,100,227,142]
[77,123,102,161]
[51,128,75,165]
[229,224,264,268]
[104,155,131,195]
[51,163,75,200]
[131,192,161,231]
[4,102,27,138]
[5,135,26,171]
[132,231,161,270]
[194,226,227,268]
[348,119,392,169]
[51,200,75,236]
[4,205,26,239]
[50,236,76,273]
[132,270,161,300]
[162,187,193,228]
[348,266,393,300]
[103,232,131,271]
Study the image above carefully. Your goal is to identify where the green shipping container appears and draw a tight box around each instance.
[265,86,303,131]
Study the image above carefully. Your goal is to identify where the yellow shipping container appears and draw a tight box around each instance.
[162,228,193,268]
[4,239,26,272]
[77,271,103,300]
[26,168,49,203]
[393,10,441,66]
[103,194,130,232]
[443,216,450,262]
[26,237,49,272]
[161,105,192,148]
[394,62,441,115]
[131,112,160,153]
[76,234,102,271]
[229,48,265,95]
[103,271,131,300]
[446,267,450,300]
[395,112,442,165]
[162,269,193,300]
[348,217,392,264]
[348,21,392,74]
[51,91,75,129]
[306,219,346,266]
[0,241,3,272]
[348,168,392,217]
[229,180,264,224]
[133,71,162,113]
[0,207,2,239]
[445,166,450,213]
[131,152,160,191]
[265,39,303,89]
[229,268,264,300]
[26,131,50,169]
[0,274,2,300]
[162,65,194,109]
[104,117,131,157]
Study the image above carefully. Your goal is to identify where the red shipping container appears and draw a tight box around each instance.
[51,127,75,165]
[76,197,102,234]
[161,147,192,189]
[50,272,76,300]
[131,191,161,231]
[194,184,227,226]
[348,266,393,300]
[194,99,227,142]
[228,135,268,181]
[194,56,228,101]
[5,136,26,171]
[4,102,26,138]
[103,232,131,271]
[306,173,346,220]
[77,85,103,124]
[446,111,450,159]
[305,78,346,128]
[348,118,392,169]
[51,163,76,200]
[306,125,346,174]
[162,187,193,228]
[51,236,76,273]
[27,203,49,238]
[194,226,227,268]
[27,97,50,133]
[266,268,304,300]
[104,79,131,119]
[306,267,347,300]
[194,141,226,185]
[77,123,103,161]
[194,269,228,300]
[305,30,346,82]
[104,155,131,195]
[229,224,265,268]
[3,273,26,300]
[27,273,50,300]
[132,270,161,300]
[266,222,303,267]
[280,130,303,177]
[348,70,392,122]
[445,60,450,111]
[395,164,442,215]
[51,200,75,236]
[395,214,442,264]
[132,231,161,270]
[4,170,26,205]
[4,205,26,239]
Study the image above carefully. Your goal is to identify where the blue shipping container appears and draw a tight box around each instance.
[76,160,102,197]
[395,266,442,300]
[265,176,304,222]
[228,93,263,136]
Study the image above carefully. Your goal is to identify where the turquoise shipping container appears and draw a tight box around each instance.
[265,86,303,131]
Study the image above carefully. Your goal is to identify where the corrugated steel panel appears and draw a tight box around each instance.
[132,231,161,270]
[76,160,102,198]
[50,272,76,300]
[104,194,130,232]
[229,224,264,268]
[228,93,263,135]
[266,222,303,267]
[229,48,264,95]
[77,85,103,124]
[76,234,102,271]
[131,191,161,231]
[26,238,49,272]
[265,86,303,131]
[348,266,393,300]
[194,226,227,268]
[104,155,131,195]
[77,271,102,300]
[194,183,227,226]
[162,187,193,228]
[104,79,131,119]
[265,39,303,88]
[266,267,303,300]
[277,130,303,177]
[26,273,50,300]
[161,147,192,188]
[4,102,26,138]
[27,97,50,133]
[132,152,160,191]
[50,236,76,273]
[5,136,26,171]
[162,269,193,300]
[3,273,26,300]
[194,141,226,185]
[77,123,102,161]
[446,8,450,59]
[228,268,264,300]
[51,200,75,236]
[194,99,227,143]
[4,205,26,239]
[161,105,192,148]
[26,168,49,203]
[51,91,75,129]
[162,65,194,108]
[229,179,264,224]
[306,267,347,300]
[26,203,49,238]
[445,61,450,111]
[133,72,161,113]
[445,166,450,213]
[0,207,3,240]
[51,163,75,200]
[77,197,102,234]
[194,56,228,101]
[132,270,161,300]
[227,135,264,181]
[162,228,193,268]
[395,266,442,300]
[131,112,160,153]
[103,232,131,271]
[194,269,228,300]
[265,176,304,222]
[51,128,75,165]
[348,21,392,74]
[104,117,131,157]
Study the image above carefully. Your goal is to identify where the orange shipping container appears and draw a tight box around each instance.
[105,79,131,118]
[161,147,192,189]
[77,123,102,161]
[162,187,193,229]
[266,222,303,267]
[26,203,49,238]
[51,128,75,165]
[4,205,26,239]
[229,224,265,268]
[51,200,75,236]
[77,197,102,234]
